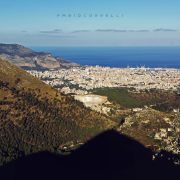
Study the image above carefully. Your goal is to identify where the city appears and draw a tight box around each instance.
[28,66,180,95]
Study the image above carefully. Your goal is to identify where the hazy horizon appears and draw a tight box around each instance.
[0,0,180,46]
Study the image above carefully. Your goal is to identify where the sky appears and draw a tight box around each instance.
[0,0,180,46]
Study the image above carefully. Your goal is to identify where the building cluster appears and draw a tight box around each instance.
[28,66,180,94]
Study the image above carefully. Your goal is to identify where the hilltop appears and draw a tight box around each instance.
[0,43,79,70]
[0,58,115,165]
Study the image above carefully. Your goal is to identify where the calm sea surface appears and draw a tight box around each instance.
[32,47,180,68]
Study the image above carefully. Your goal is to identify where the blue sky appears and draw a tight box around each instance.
[0,0,180,46]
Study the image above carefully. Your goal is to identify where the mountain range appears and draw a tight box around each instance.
[0,43,79,70]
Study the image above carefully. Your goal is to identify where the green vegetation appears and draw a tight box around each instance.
[93,87,143,108]
[93,87,180,111]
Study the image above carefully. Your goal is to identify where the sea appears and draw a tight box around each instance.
[31,47,180,69]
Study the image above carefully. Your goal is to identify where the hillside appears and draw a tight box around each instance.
[0,58,115,165]
[0,43,78,70]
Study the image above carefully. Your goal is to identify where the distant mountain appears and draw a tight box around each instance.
[0,43,79,70]
[0,58,114,165]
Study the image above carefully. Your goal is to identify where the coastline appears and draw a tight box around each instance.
[31,46,180,69]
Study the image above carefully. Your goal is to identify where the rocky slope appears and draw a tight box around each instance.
[92,88,180,157]
[118,109,180,155]
[0,58,115,165]
[0,43,79,70]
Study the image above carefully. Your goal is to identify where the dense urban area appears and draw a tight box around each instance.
[28,66,180,95]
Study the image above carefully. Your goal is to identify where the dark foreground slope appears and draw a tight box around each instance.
[0,130,179,180]
[0,58,114,165]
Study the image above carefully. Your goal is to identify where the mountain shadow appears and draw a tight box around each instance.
[0,130,179,180]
